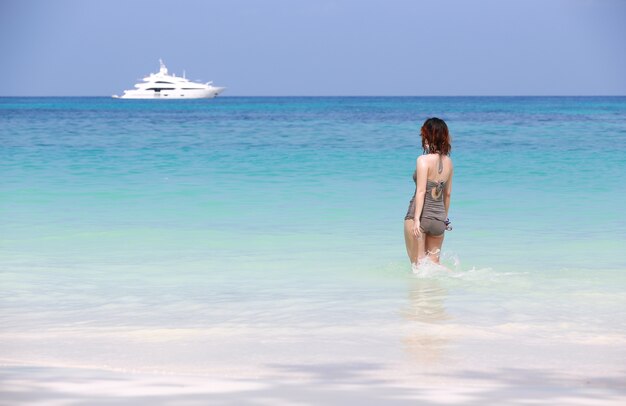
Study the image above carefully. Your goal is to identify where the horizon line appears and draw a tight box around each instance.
[1,94,625,98]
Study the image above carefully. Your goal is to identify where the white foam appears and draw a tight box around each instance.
[410,252,528,283]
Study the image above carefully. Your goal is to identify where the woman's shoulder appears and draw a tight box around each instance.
[416,155,430,167]
[418,154,453,164]
[418,154,446,163]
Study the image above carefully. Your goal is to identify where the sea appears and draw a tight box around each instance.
[1,96,625,402]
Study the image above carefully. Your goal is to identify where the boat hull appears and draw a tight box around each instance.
[118,87,225,99]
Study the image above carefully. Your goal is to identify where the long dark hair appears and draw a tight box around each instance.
[421,117,451,155]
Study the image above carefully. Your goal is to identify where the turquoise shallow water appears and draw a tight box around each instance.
[1,97,625,379]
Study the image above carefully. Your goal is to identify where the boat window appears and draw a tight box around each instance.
[147,88,175,91]
[155,81,173,84]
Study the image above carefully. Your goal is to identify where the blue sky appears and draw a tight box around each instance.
[1,0,625,96]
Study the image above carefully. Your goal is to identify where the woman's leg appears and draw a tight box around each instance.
[403,220,416,262]
[404,219,425,264]
[424,233,445,263]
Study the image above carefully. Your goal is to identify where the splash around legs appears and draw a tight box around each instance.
[404,219,448,271]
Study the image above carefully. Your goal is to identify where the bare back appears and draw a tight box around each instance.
[420,153,453,184]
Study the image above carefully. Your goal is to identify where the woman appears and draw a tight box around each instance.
[404,117,453,266]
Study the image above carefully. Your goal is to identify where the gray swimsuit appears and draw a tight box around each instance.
[404,158,447,236]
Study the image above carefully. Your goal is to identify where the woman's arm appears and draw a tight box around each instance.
[444,163,453,217]
[412,156,428,237]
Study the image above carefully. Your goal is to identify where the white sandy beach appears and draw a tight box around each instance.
[2,361,625,405]
[2,290,626,406]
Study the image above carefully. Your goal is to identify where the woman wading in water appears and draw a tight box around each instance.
[404,118,453,266]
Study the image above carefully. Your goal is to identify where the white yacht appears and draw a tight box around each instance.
[113,60,225,99]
